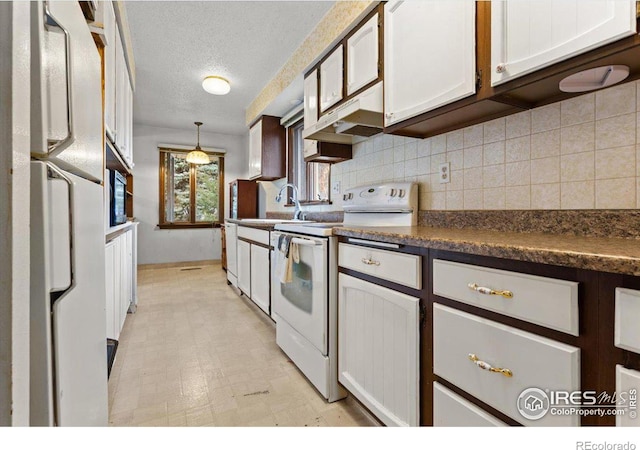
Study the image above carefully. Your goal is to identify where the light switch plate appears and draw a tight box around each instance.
[439,162,450,184]
[332,181,341,194]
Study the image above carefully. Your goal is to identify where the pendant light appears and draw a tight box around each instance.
[186,122,210,165]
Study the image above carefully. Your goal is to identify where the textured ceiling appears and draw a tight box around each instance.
[125,1,334,135]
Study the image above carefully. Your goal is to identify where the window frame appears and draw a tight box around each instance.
[286,119,332,205]
[158,147,225,229]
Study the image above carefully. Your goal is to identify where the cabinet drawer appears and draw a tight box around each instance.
[433,259,579,336]
[237,226,270,246]
[339,243,421,289]
[434,382,507,427]
[616,365,640,427]
[615,288,640,354]
[433,304,580,426]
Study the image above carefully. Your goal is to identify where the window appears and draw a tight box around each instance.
[288,119,330,203]
[158,148,224,228]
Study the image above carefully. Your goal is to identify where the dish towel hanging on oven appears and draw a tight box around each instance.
[276,235,299,284]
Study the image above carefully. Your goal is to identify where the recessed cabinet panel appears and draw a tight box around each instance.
[615,288,640,353]
[384,0,476,127]
[237,239,251,297]
[250,245,270,314]
[320,45,344,113]
[434,382,508,427]
[433,304,580,426]
[347,13,379,96]
[616,365,640,427]
[304,70,318,130]
[491,0,637,86]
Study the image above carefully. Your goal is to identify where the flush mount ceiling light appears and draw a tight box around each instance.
[202,76,231,95]
[186,122,210,165]
[559,65,630,93]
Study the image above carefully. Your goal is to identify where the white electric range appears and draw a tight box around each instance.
[270,182,418,403]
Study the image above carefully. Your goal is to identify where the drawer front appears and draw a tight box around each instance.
[237,226,270,246]
[616,365,640,427]
[433,259,579,336]
[339,243,421,289]
[434,382,507,427]
[615,288,640,353]
[433,303,580,426]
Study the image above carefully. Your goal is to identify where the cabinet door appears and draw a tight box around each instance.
[104,241,117,340]
[237,239,251,297]
[250,244,270,315]
[616,365,640,427]
[384,0,476,127]
[491,0,637,86]
[125,79,133,165]
[319,45,344,113]
[303,69,318,130]
[338,273,419,426]
[114,26,126,152]
[103,1,117,140]
[347,13,379,96]
[248,121,262,179]
[226,223,238,278]
[118,233,129,330]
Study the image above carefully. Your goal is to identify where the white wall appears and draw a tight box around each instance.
[133,124,247,265]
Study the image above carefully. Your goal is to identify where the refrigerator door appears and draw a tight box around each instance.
[30,161,108,426]
[31,0,103,183]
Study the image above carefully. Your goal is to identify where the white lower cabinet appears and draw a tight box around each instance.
[237,239,251,297]
[338,273,419,427]
[433,303,580,426]
[225,223,238,287]
[434,382,507,427]
[250,244,270,314]
[616,365,640,427]
[105,228,136,340]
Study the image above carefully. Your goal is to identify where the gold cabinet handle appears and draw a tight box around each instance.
[468,353,513,377]
[361,257,380,266]
[468,283,513,299]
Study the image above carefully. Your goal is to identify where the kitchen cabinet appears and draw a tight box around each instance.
[105,240,118,340]
[346,13,379,96]
[491,0,637,86]
[236,225,273,315]
[303,69,318,130]
[226,222,238,287]
[105,228,135,340]
[248,116,285,181]
[229,179,258,219]
[237,239,251,297]
[319,45,344,113]
[103,1,117,141]
[616,366,640,427]
[221,224,227,271]
[250,245,270,314]
[384,0,476,127]
[337,241,422,427]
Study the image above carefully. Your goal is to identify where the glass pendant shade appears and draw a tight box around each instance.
[186,122,210,164]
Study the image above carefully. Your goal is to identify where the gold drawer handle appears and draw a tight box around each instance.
[468,283,513,299]
[361,257,380,266]
[468,354,513,377]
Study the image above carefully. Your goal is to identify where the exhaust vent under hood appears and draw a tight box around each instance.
[303,81,383,144]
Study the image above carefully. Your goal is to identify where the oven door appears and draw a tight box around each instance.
[271,231,328,355]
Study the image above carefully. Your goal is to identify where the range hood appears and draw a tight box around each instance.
[303,81,383,144]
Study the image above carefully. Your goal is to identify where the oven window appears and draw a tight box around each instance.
[280,260,313,313]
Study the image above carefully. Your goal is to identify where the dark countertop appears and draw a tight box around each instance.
[333,226,640,276]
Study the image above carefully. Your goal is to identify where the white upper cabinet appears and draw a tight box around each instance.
[304,69,318,130]
[346,13,379,96]
[103,1,117,141]
[319,45,344,113]
[248,120,263,179]
[115,26,127,153]
[384,0,476,127]
[491,0,637,86]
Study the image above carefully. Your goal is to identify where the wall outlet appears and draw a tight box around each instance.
[332,181,341,194]
[439,162,450,184]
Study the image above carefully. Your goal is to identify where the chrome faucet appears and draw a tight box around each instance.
[276,183,304,220]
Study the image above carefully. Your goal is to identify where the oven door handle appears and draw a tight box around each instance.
[290,237,322,247]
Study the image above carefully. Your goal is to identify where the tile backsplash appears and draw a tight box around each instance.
[330,80,640,211]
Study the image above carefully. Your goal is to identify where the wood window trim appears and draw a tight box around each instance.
[158,148,225,229]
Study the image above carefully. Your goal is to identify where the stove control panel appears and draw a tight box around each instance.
[342,182,418,212]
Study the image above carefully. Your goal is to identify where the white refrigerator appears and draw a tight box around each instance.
[29,0,108,426]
